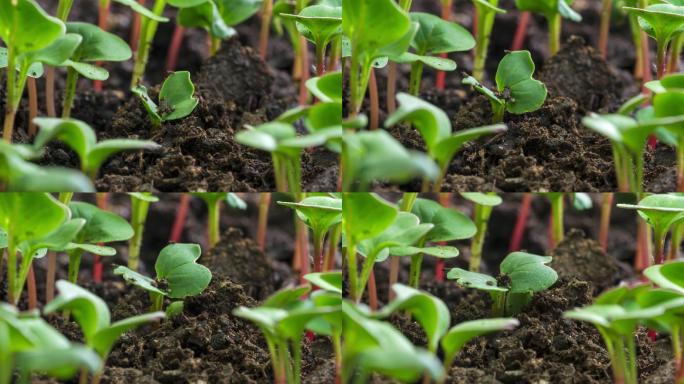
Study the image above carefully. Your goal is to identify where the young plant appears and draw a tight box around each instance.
[652,89,684,191]
[564,285,665,384]
[385,93,507,191]
[0,303,102,384]
[0,0,80,141]
[65,201,134,284]
[545,192,565,248]
[341,300,444,384]
[192,192,246,249]
[394,197,476,288]
[341,130,439,191]
[471,0,506,81]
[462,192,502,271]
[463,50,547,123]
[448,252,558,316]
[279,196,342,273]
[514,0,582,54]
[618,194,684,265]
[132,71,199,129]
[624,4,684,78]
[392,12,474,95]
[114,243,212,312]
[343,0,411,115]
[58,22,132,118]
[127,192,159,271]
[281,4,342,76]
[303,270,343,294]
[122,0,171,86]
[234,285,340,384]
[32,118,160,180]
[43,280,164,384]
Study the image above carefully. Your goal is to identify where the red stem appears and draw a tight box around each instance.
[369,69,379,130]
[435,0,452,90]
[298,36,310,105]
[166,25,185,72]
[169,194,190,243]
[368,269,378,310]
[509,194,532,252]
[599,193,613,252]
[27,77,38,136]
[95,0,111,92]
[511,12,531,51]
[130,0,145,52]
[27,265,37,310]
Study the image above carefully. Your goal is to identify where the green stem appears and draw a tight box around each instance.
[210,37,221,56]
[3,12,18,142]
[62,66,79,118]
[131,0,167,87]
[629,15,644,80]
[408,238,426,288]
[0,356,11,384]
[473,3,498,81]
[150,292,164,312]
[347,242,359,302]
[292,339,302,384]
[492,103,505,124]
[57,0,75,21]
[358,250,379,300]
[548,13,562,55]
[333,332,342,383]
[469,203,492,272]
[128,197,151,271]
[286,156,302,195]
[654,227,666,265]
[6,237,17,304]
[657,40,668,79]
[67,248,84,284]
[315,43,326,76]
[669,33,683,73]
[313,231,324,273]
[549,194,564,247]
[674,323,682,368]
[408,60,425,96]
[491,291,506,317]
[207,199,221,249]
[626,336,637,384]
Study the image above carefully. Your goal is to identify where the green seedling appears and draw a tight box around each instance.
[279,196,342,272]
[392,12,474,95]
[303,271,343,294]
[448,252,558,316]
[0,304,102,384]
[515,0,582,54]
[645,72,684,94]
[305,70,342,103]
[43,280,164,383]
[471,0,506,81]
[282,4,342,75]
[564,285,664,384]
[236,122,336,193]
[463,51,547,123]
[66,201,134,284]
[59,22,132,118]
[127,192,158,271]
[385,93,507,191]
[32,118,160,181]
[353,211,437,302]
[120,0,171,86]
[545,193,565,247]
[0,0,81,141]
[343,193,398,302]
[234,285,339,384]
[192,192,246,249]
[132,71,199,129]
[618,194,684,264]
[342,300,444,384]
[341,129,439,191]
[652,89,684,191]
[0,141,94,192]
[0,193,82,304]
[395,197,476,288]
[462,192,502,271]
[343,0,411,114]
[115,243,212,312]
[624,4,684,78]
[306,283,343,382]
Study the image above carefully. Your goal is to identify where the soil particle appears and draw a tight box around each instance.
[550,229,629,294]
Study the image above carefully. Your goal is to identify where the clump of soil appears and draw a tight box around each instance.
[551,229,628,294]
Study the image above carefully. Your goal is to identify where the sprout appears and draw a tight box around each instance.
[234,285,339,384]
[624,4,684,78]
[127,192,159,271]
[0,303,102,384]
[279,196,342,273]
[461,192,502,271]
[395,197,476,288]
[564,285,665,384]
[463,51,547,123]
[342,0,411,115]
[281,4,342,75]
[32,118,160,181]
[115,243,212,312]
[514,0,582,54]
[0,0,77,141]
[192,192,247,249]
[448,252,558,316]
[392,12,474,95]
[652,89,684,191]
[303,270,342,294]
[385,93,507,191]
[43,280,164,383]
[132,71,199,129]
[60,22,132,118]
[66,201,134,285]
[471,0,506,81]
[618,194,684,265]
[544,192,565,247]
